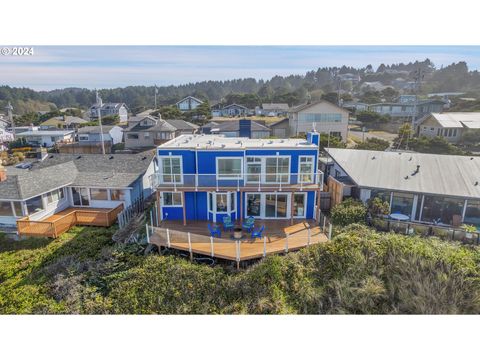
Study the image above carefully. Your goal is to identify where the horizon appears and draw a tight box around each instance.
[1,46,480,91]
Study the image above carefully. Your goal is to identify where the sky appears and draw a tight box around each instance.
[1,46,480,91]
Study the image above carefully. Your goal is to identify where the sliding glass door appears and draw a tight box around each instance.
[246,192,290,219]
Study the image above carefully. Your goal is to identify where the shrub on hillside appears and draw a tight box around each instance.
[331,198,367,226]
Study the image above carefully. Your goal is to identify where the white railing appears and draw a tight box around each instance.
[149,171,324,191]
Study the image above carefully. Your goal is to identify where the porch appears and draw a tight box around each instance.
[16,204,124,238]
[147,219,329,265]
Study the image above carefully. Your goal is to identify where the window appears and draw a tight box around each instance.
[110,189,126,201]
[217,157,242,179]
[370,189,391,204]
[72,187,90,206]
[127,133,139,139]
[162,192,182,206]
[78,134,89,141]
[437,128,441,136]
[0,201,13,216]
[90,188,109,201]
[298,113,342,123]
[464,200,480,226]
[144,132,150,139]
[12,202,23,217]
[421,196,464,225]
[391,192,414,218]
[246,157,262,183]
[265,157,289,183]
[453,129,457,137]
[299,156,314,183]
[247,194,261,217]
[160,156,182,184]
[46,188,65,204]
[293,193,306,217]
[26,196,44,215]
[216,193,228,212]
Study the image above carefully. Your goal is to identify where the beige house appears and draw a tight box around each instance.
[288,100,349,140]
[416,112,480,143]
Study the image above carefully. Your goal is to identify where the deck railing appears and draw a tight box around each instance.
[17,204,124,238]
[149,172,324,191]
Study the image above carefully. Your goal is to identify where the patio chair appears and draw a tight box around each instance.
[251,225,265,240]
[222,215,234,231]
[208,223,221,238]
[242,216,255,232]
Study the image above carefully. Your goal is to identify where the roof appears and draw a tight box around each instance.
[289,100,349,114]
[16,129,74,137]
[0,151,155,200]
[327,148,480,199]
[40,116,87,126]
[159,134,317,150]
[125,119,198,133]
[202,120,270,132]
[418,112,480,129]
[222,103,249,110]
[268,118,289,128]
[90,103,127,111]
[77,125,119,134]
[164,119,199,130]
[262,103,289,111]
[175,96,204,105]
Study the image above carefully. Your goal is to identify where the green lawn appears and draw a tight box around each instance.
[1,224,480,314]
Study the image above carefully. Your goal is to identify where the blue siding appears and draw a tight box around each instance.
[306,191,316,219]
[162,207,183,221]
[197,151,245,174]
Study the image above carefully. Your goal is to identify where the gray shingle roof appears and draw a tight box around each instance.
[0,151,155,200]
[77,125,118,134]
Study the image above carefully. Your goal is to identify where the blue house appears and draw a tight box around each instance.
[151,131,323,225]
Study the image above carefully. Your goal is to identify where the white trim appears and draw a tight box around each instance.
[298,155,315,184]
[161,191,183,207]
[244,192,292,219]
[216,157,243,180]
[245,155,291,185]
[158,155,184,185]
[292,192,308,219]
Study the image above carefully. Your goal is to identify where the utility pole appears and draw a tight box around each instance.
[154,84,158,110]
[96,90,106,155]
[5,102,14,140]
[411,68,424,133]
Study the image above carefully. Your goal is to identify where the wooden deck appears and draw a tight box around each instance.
[17,204,124,238]
[148,219,329,263]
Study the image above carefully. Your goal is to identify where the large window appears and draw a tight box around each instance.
[247,194,261,217]
[0,201,13,216]
[90,188,109,201]
[217,157,242,179]
[12,202,23,217]
[160,156,182,184]
[421,196,464,225]
[162,192,182,206]
[72,187,90,206]
[265,157,289,183]
[299,156,314,183]
[293,193,306,217]
[208,191,236,216]
[110,189,126,201]
[299,113,342,123]
[370,189,391,203]
[26,196,44,215]
[216,193,228,212]
[464,200,480,226]
[391,192,414,218]
[246,157,261,183]
[265,194,288,218]
[46,188,65,204]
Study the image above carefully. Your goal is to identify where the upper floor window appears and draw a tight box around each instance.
[299,156,314,183]
[160,156,182,183]
[217,157,243,179]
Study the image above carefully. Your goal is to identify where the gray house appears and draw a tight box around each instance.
[89,103,129,122]
[176,96,204,112]
[77,125,124,145]
[200,119,271,138]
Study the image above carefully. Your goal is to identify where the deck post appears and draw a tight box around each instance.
[239,191,243,222]
[236,240,241,269]
[328,223,332,240]
[166,228,171,247]
[285,233,289,253]
[149,209,153,227]
[188,232,193,261]
[323,216,326,232]
[316,189,321,222]
[182,191,187,226]
[263,236,267,257]
[146,224,150,243]
[290,191,294,225]
[307,227,311,246]
[156,191,161,225]
[210,236,214,257]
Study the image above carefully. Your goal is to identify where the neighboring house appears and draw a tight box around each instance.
[360,82,391,92]
[16,129,75,147]
[288,100,349,140]
[201,119,271,139]
[89,103,128,122]
[219,103,250,117]
[342,102,369,113]
[151,132,323,224]
[176,96,203,112]
[338,73,361,84]
[77,125,124,144]
[416,112,480,143]
[0,128,14,143]
[325,148,480,228]
[369,99,446,121]
[255,103,290,117]
[0,151,156,233]
[268,118,290,138]
[124,116,198,149]
[39,115,88,129]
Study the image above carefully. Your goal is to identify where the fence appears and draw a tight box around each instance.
[318,212,333,240]
[370,217,480,245]
[117,198,145,228]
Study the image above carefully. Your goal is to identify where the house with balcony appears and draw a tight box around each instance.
[325,148,480,229]
[176,96,204,112]
[150,132,323,225]
[16,128,75,147]
[0,151,156,237]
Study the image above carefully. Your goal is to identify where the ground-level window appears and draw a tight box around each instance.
[26,196,44,215]
[421,196,464,225]
[90,188,109,201]
[464,199,480,226]
[110,189,126,201]
[370,189,391,204]
[162,192,182,206]
[46,188,65,204]
[208,191,236,215]
[0,201,13,216]
[391,192,414,218]
[293,193,307,217]
[127,133,139,140]
[72,187,90,206]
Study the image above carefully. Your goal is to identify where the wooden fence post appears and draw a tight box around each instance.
[166,228,171,247]
[188,232,193,261]
[307,227,311,246]
[210,236,214,257]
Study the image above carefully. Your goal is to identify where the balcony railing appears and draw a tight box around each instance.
[149,172,324,191]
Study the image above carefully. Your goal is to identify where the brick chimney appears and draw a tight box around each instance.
[0,165,7,182]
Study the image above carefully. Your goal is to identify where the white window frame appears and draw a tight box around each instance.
[158,155,183,184]
[207,191,237,219]
[161,191,183,207]
[78,134,89,141]
[292,192,308,218]
[216,157,243,180]
[298,155,315,184]
[89,188,110,201]
[244,192,291,219]
[245,156,291,184]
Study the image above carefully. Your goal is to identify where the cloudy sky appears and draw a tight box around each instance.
[1,46,480,90]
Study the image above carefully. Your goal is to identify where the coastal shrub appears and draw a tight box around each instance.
[331,198,367,226]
